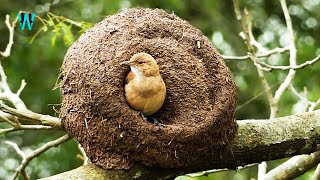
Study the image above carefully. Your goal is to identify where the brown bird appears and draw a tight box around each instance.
[121,53,166,124]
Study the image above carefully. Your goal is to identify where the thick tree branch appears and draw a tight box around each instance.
[41,110,320,180]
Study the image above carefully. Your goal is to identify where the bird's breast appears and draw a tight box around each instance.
[124,74,166,115]
[127,74,163,95]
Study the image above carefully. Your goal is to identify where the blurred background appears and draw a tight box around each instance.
[0,0,319,179]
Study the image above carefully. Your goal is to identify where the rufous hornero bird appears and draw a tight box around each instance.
[121,53,166,125]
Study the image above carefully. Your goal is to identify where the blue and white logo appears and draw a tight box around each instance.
[17,12,36,31]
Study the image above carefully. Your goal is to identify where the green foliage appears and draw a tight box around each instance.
[0,0,319,179]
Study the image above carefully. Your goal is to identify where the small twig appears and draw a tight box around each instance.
[78,144,89,165]
[222,55,249,60]
[290,85,309,101]
[232,0,242,21]
[0,15,16,58]
[223,46,290,61]
[236,83,279,111]
[6,135,71,180]
[5,141,29,180]
[309,98,320,112]
[0,112,18,127]
[232,0,274,108]
[0,64,27,110]
[186,164,258,178]
[16,80,26,96]
[246,13,267,53]
[0,125,54,134]
[248,53,272,71]
[47,12,90,29]
[243,9,275,118]
[259,46,290,57]
[289,67,320,112]
[271,0,297,118]
[311,163,320,180]
[252,54,320,71]
[290,85,312,109]
[263,151,320,180]
[6,141,26,160]
[258,161,267,180]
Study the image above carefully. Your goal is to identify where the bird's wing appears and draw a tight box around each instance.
[125,71,135,84]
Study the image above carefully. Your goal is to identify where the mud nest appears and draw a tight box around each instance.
[60,8,237,170]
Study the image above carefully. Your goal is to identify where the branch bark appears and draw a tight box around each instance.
[41,110,320,180]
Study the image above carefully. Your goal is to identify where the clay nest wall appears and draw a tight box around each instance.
[60,8,237,170]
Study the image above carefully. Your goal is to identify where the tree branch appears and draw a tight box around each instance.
[271,0,297,118]
[263,151,320,180]
[249,54,320,71]
[0,15,16,58]
[312,163,320,180]
[0,104,61,128]
[41,110,320,180]
[0,14,62,132]
[0,125,54,134]
[222,46,290,60]
[6,135,71,180]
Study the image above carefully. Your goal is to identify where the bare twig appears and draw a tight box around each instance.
[222,46,290,60]
[290,85,320,112]
[0,125,54,135]
[0,112,18,127]
[241,6,275,118]
[6,135,71,180]
[309,98,320,111]
[251,54,320,71]
[78,144,89,165]
[186,164,257,178]
[270,0,297,118]
[263,151,320,180]
[0,15,15,58]
[5,141,29,180]
[0,63,27,110]
[16,80,26,96]
[47,12,91,29]
[290,85,310,110]
[222,55,249,60]
[311,163,320,180]
[258,161,267,180]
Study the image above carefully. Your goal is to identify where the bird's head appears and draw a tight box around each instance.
[121,53,160,77]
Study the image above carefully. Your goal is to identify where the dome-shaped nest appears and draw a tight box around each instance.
[60,8,237,170]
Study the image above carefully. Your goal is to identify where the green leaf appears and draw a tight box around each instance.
[60,23,75,46]
[50,23,62,46]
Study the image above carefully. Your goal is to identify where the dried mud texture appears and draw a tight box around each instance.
[60,8,237,170]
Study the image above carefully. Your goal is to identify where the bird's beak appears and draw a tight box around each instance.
[120,61,131,66]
